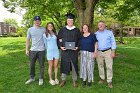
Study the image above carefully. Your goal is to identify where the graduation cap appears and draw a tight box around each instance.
[65,13,75,19]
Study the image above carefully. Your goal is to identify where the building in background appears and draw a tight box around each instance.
[0,22,16,35]
[110,23,140,37]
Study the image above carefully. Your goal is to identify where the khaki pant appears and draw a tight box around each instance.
[96,49,113,83]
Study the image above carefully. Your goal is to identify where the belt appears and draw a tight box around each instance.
[98,48,111,52]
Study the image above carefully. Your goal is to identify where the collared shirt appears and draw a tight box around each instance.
[66,25,76,30]
[27,26,46,51]
[95,29,116,50]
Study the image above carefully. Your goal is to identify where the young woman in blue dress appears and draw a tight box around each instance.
[43,22,59,85]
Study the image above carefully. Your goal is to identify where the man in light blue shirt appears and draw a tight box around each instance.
[25,16,45,85]
[95,21,116,88]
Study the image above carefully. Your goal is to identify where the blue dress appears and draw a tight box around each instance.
[43,33,59,60]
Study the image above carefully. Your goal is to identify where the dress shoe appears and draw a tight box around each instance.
[98,79,105,84]
[73,81,78,87]
[108,82,113,88]
[59,80,66,87]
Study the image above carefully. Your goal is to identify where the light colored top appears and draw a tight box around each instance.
[27,26,45,51]
[43,33,59,51]
[95,29,116,50]
[43,33,59,60]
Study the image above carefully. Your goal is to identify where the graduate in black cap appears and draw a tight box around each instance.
[58,13,81,87]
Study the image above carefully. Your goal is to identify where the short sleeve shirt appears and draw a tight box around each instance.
[80,33,97,52]
[27,26,46,51]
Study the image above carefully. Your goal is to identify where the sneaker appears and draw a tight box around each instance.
[39,79,43,86]
[55,79,59,84]
[59,80,66,87]
[25,78,35,84]
[49,80,55,85]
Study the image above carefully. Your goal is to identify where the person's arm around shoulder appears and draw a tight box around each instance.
[43,33,47,49]
[72,28,81,51]
[58,28,66,51]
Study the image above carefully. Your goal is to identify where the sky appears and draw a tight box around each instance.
[0,1,24,26]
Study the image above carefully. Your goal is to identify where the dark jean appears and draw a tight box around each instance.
[29,51,45,79]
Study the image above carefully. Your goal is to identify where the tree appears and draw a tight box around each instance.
[73,0,119,31]
[3,0,117,31]
[16,26,27,37]
[2,0,75,29]
[93,0,140,43]
[4,18,18,28]
[73,0,99,31]
[2,0,140,33]
[112,0,140,43]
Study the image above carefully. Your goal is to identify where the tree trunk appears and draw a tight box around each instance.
[119,24,124,44]
[73,0,99,31]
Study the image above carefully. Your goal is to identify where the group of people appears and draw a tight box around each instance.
[25,13,116,89]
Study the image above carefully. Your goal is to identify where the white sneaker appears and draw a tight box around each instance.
[49,80,55,85]
[25,78,35,84]
[55,79,59,84]
[39,79,43,86]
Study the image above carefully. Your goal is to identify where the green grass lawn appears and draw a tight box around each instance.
[0,37,140,93]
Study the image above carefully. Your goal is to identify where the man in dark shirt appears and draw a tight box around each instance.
[58,13,81,87]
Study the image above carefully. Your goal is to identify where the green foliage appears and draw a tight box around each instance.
[2,0,140,30]
[8,0,76,29]
[16,27,27,37]
[3,18,27,37]
[7,32,18,37]
[4,18,18,27]
[116,37,140,45]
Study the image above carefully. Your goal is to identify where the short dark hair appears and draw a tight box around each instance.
[98,20,105,24]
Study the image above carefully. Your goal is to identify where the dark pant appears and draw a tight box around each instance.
[61,61,77,81]
[29,51,45,79]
